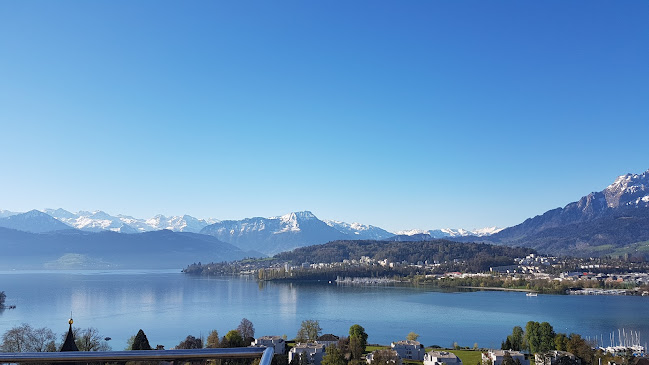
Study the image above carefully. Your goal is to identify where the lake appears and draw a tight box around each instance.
[1,270,648,351]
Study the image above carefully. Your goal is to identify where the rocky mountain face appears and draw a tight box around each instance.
[483,169,649,257]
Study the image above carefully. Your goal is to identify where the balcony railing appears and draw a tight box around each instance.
[0,347,274,365]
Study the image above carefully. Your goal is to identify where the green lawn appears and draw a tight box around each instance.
[447,350,483,365]
[365,345,389,353]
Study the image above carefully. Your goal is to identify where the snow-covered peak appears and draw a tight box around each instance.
[604,169,649,208]
[396,226,503,238]
[0,210,18,218]
[395,229,428,236]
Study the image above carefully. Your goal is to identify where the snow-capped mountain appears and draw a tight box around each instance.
[323,220,393,240]
[0,210,72,233]
[42,209,216,234]
[201,211,355,255]
[486,168,649,256]
[0,209,18,218]
[145,214,218,233]
[395,227,503,238]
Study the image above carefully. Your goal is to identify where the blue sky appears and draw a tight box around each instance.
[1,1,648,232]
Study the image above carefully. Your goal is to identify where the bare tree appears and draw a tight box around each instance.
[64,327,111,351]
[1,324,56,352]
[237,318,255,340]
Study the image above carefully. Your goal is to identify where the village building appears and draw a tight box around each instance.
[251,335,286,355]
[367,349,402,365]
[289,343,325,365]
[391,340,425,361]
[424,351,462,365]
[316,334,340,348]
[482,350,529,365]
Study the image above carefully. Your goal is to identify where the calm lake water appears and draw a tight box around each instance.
[1,270,648,350]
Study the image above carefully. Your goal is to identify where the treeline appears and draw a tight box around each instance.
[414,275,638,294]
[274,240,535,272]
[0,324,111,352]
[500,321,640,365]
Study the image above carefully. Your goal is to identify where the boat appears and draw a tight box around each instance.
[526,292,538,297]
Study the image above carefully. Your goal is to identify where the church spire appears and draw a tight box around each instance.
[61,318,79,352]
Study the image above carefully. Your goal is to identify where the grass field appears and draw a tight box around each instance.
[447,349,483,365]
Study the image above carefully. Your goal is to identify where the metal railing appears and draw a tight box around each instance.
[0,347,274,365]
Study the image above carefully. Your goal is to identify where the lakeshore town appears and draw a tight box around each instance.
[186,253,649,296]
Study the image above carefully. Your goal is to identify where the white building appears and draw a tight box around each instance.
[391,340,425,361]
[424,351,462,365]
[482,350,529,365]
[251,336,286,355]
[289,343,325,365]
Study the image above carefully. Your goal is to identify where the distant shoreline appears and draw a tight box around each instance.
[459,286,535,293]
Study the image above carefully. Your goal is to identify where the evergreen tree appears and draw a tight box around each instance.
[321,345,346,365]
[132,329,152,350]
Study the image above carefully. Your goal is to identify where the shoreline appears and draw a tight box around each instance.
[459,286,535,293]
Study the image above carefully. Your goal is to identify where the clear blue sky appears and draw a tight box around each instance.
[1,1,648,232]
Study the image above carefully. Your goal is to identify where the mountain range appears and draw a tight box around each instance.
[470,169,649,257]
[0,209,498,255]
[2,168,649,261]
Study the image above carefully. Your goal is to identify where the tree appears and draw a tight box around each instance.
[296,320,321,342]
[349,324,368,354]
[131,329,152,350]
[525,322,541,354]
[507,326,524,351]
[321,345,346,365]
[206,330,220,348]
[0,291,5,308]
[1,324,56,352]
[176,335,203,349]
[538,322,556,353]
[406,332,419,341]
[371,349,402,365]
[221,330,244,348]
[237,318,255,340]
[72,327,111,351]
[349,337,364,361]
[566,334,594,365]
[555,333,569,352]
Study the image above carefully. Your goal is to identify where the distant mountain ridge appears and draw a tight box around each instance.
[477,169,649,257]
[0,210,72,233]
[1,208,503,256]
[0,227,257,269]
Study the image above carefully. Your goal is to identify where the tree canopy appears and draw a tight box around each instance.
[221,330,245,348]
[176,335,203,349]
[296,320,322,342]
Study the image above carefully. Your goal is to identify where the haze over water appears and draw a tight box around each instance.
[1,270,647,350]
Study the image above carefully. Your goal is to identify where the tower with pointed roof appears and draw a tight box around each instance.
[61,318,79,352]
